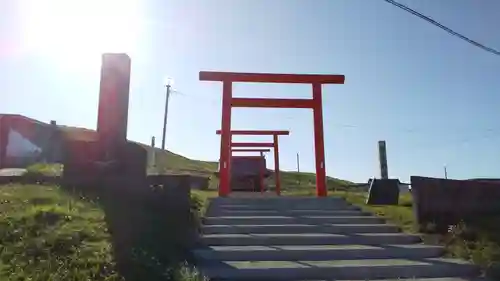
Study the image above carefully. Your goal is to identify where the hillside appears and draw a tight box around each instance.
[148,147,352,190]
[57,125,352,189]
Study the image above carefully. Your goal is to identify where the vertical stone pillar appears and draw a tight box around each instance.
[378,140,389,179]
[97,53,131,161]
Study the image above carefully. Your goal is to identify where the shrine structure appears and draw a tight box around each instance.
[202,72,345,197]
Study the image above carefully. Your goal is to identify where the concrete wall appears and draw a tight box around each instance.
[411,176,500,227]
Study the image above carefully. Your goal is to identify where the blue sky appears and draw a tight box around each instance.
[1,0,499,183]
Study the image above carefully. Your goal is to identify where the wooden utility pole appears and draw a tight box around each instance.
[161,83,171,150]
[297,152,301,186]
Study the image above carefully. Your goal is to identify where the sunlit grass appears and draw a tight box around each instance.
[0,184,210,281]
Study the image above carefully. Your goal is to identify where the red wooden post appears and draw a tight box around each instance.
[313,83,327,197]
[273,134,281,195]
[219,81,232,197]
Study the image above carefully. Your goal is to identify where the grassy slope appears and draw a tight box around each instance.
[45,125,355,188]
[0,184,120,280]
[330,190,500,278]
[58,125,217,176]
[0,184,208,281]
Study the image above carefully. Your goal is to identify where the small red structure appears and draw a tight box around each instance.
[216,130,289,196]
[202,72,345,197]
[231,148,271,193]
[230,153,268,193]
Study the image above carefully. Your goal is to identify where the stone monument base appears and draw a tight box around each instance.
[366,178,400,205]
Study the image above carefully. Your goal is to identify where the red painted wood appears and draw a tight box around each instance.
[260,151,265,194]
[232,142,274,148]
[232,98,314,109]
[312,83,327,197]
[200,69,345,197]
[199,71,345,84]
[219,81,232,197]
[232,148,271,152]
[231,155,263,159]
[217,130,289,136]
[273,134,281,196]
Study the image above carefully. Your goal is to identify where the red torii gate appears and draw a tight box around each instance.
[217,130,289,196]
[202,71,345,197]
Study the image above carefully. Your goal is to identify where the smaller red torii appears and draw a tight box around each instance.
[216,129,289,196]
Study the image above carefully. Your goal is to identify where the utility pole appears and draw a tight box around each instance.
[161,82,172,150]
[296,153,300,173]
[151,136,156,167]
[296,152,301,186]
[444,165,448,179]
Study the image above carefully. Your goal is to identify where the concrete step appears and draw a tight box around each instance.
[211,196,347,204]
[291,279,491,281]
[194,244,444,261]
[203,216,384,225]
[202,223,399,235]
[198,258,478,281]
[286,277,494,281]
[200,233,421,246]
[210,204,360,211]
[207,209,371,217]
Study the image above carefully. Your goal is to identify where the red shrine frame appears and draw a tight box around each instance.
[231,148,271,193]
[231,153,268,194]
[202,71,345,197]
[217,130,289,196]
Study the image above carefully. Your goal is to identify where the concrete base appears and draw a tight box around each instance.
[366,178,400,205]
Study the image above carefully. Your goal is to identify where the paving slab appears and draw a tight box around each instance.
[202,223,400,234]
[194,244,444,261]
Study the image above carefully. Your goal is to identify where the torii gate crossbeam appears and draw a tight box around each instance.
[202,71,345,197]
[232,148,271,153]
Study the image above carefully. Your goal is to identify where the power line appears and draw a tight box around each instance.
[175,91,500,136]
[383,0,500,56]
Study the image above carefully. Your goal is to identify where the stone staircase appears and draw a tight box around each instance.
[193,195,480,281]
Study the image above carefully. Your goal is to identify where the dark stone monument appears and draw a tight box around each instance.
[378,140,389,179]
[365,140,399,205]
[62,53,147,187]
[366,178,400,205]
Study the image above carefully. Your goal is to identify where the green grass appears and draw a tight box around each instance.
[148,148,217,176]
[331,190,500,278]
[0,184,209,281]
[0,184,119,280]
[333,190,416,233]
[25,163,64,176]
[57,125,353,187]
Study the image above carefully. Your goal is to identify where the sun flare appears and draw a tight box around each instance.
[20,0,142,70]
